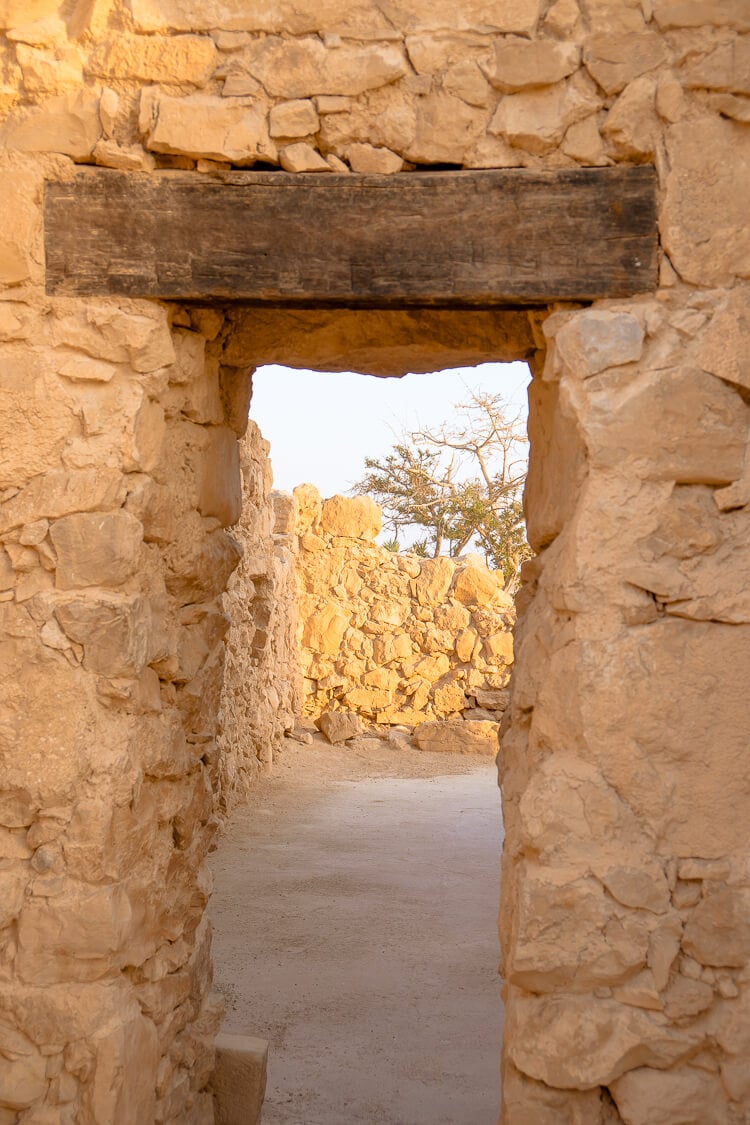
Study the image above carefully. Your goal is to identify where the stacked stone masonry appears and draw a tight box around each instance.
[289,484,514,738]
[0,0,748,1122]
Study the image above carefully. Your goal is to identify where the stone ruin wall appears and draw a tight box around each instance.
[289,485,515,746]
[0,0,748,1122]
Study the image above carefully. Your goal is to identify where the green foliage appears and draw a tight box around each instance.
[382,537,400,552]
[353,389,532,588]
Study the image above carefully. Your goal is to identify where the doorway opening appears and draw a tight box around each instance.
[210,333,537,1121]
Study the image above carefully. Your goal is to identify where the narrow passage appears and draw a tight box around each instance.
[209,742,504,1124]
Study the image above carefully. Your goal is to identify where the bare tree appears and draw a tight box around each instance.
[353,390,531,588]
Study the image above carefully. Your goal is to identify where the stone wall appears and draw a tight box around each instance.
[217,429,299,797]
[0,0,748,1121]
[292,485,514,733]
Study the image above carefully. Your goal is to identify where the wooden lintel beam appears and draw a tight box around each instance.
[44,167,658,306]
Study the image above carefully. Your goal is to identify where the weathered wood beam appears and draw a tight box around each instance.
[44,167,658,305]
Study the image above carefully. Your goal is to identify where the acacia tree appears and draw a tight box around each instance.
[352,390,532,588]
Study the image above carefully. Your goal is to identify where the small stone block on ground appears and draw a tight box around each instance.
[314,710,364,744]
[212,1033,268,1125]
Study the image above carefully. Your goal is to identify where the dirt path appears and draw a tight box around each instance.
[209,740,504,1125]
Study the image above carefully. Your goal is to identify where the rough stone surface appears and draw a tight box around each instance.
[0,4,748,1122]
[291,487,514,729]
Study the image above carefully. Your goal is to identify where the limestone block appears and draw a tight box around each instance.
[681,39,750,95]
[269,98,319,137]
[16,881,134,984]
[212,1033,268,1125]
[454,628,476,663]
[314,710,363,744]
[406,91,486,164]
[15,42,83,95]
[610,1065,730,1125]
[695,288,750,392]
[554,309,644,377]
[661,975,714,1019]
[1,468,129,537]
[198,427,242,527]
[524,375,588,551]
[509,865,651,992]
[51,300,176,374]
[56,594,152,676]
[601,73,659,159]
[653,0,750,30]
[489,78,599,154]
[452,562,502,606]
[413,718,498,755]
[0,0,60,28]
[1,89,101,159]
[346,143,403,174]
[303,600,349,655]
[0,162,42,286]
[0,1051,47,1110]
[583,366,747,485]
[501,1065,609,1125]
[663,116,750,286]
[582,0,648,33]
[473,687,509,711]
[682,886,750,968]
[414,557,454,605]
[49,510,142,589]
[432,681,465,716]
[595,862,670,914]
[242,37,407,99]
[88,33,217,84]
[320,495,381,540]
[279,142,331,172]
[508,991,705,1089]
[130,0,544,35]
[484,632,514,664]
[146,93,274,164]
[483,38,580,92]
[583,32,669,94]
[561,114,606,164]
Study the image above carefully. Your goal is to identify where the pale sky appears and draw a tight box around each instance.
[249,361,531,499]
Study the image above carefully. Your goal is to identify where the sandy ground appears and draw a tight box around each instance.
[209,739,504,1125]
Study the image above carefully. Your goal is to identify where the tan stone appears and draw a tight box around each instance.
[346,143,403,174]
[303,600,349,655]
[554,309,644,377]
[509,992,705,1089]
[681,39,750,94]
[56,594,153,676]
[611,1065,730,1125]
[269,98,319,137]
[682,886,750,967]
[51,300,176,374]
[0,163,41,287]
[561,114,606,163]
[406,91,486,164]
[489,77,599,154]
[663,116,750,287]
[483,38,580,92]
[320,495,381,540]
[130,0,544,36]
[601,73,659,159]
[15,42,83,95]
[212,1033,268,1125]
[1,89,101,159]
[0,1051,47,1110]
[452,562,502,606]
[198,427,242,527]
[0,0,60,28]
[88,33,216,84]
[146,93,275,164]
[279,142,331,172]
[314,710,363,744]
[413,718,498,755]
[509,866,651,992]
[583,32,669,94]
[49,510,143,590]
[242,37,407,99]
[661,975,714,1019]
[653,0,750,31]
